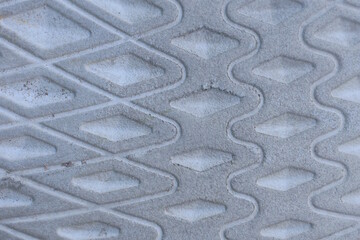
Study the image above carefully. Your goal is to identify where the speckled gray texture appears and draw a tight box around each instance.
[0,0,359,239]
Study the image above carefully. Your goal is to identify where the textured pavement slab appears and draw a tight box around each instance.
[0,0,359,239]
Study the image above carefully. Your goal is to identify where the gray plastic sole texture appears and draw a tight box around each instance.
[0,0,359,239]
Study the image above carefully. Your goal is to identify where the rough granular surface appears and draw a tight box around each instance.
[0,0,359,239]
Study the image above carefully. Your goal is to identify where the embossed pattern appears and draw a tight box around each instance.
[0,0,359,239]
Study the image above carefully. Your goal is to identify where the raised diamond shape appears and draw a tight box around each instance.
[260,220,312,239]
[0,188,33,208]
[171,148,233,172]
[87,0,162,25]
[0,136,56,161]
[341,189,360,205]
[0,6,90,50]
[255,113,317,138]
[238,0,303,25]
[170,89,240,118]
[256,167,314,191]
[314,17,360,47]
[57,222,120,240]
[171,27,239,59]
[338,137,360,157]
[165,199,226,222]
[252,56,313,84]
[79,115,152,142]
[85,54,165,87]
[0,76,74,108]
[71,171,140,194]
[331,77,360,104]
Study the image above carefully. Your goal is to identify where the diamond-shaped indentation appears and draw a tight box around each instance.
[57,222,120,240]
[0,136,56,161]
[71,171,140,194]
[256,167,314,191]
[341,189,360,205]
[27,159,173,204]
[314,17,360,47]
[338,137,360,157]
[171,148,233,172]
[165,199,226,222]
[0,178,82,220]
[0,188,33,208]
[260,220,312,239]
[43,103,175,153]
[238,0,303,25]
[252,56,313,84]
[79,115,152,142]
[9,211,156,239]
[255,113,317,138]
[85,54,165,87]
[87,0,162,25]
[0,6,90,50]
[171,27,239,59]
[170,89,240,118]
[331,76,360,104]
[0,76,74,108]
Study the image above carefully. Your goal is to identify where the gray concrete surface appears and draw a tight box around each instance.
[0,0,359,239]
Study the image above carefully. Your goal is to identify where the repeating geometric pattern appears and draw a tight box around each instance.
[0,0,359,239]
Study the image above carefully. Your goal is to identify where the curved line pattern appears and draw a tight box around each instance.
[135,0,184,39]
[299,4,360,223]
[6,0,360,239]
[219,0,265,239]
[0,0,186,239]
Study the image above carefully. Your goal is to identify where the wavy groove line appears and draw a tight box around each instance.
[219,1,264,239]
[299,4,360,224]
